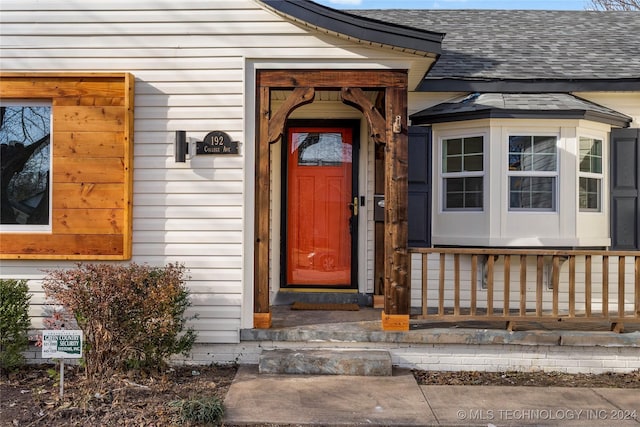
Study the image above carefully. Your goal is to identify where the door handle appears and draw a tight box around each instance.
[350,196,358,216]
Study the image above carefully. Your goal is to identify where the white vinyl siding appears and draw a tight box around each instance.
[0,0,428,343]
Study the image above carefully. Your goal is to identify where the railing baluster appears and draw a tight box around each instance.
[618,256,625,319]
[487,255,494,316]
[552,255,560,317]
[422,253,428,317]
[454,254,460,316]
[603,255,609,317]
[519,255,527,316]
[408,252,412,315]
[536,255,543,317]
[585,255,592,317]
[503,254,511,317]
[569,256,575,317]
[471,254,478,316]
[439,253,445,316]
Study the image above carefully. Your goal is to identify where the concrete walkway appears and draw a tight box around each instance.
[223,365,640,426]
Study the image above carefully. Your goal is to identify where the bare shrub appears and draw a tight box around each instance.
[42,263,196,380]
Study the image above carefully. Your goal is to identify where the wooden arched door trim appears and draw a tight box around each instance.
[254,70,410,331]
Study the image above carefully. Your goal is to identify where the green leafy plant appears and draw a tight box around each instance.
[46,367,60,382]
[0,279,31,374]
[42,263,197,380]
[169,396,224,426]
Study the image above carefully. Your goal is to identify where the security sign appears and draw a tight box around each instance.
[42,330,83,358]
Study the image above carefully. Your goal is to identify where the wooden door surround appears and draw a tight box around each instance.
[254,70,410,331]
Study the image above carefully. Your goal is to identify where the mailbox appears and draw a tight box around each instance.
[374,194,385,222]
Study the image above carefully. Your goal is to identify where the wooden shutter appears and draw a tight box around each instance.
[408,126,432,247]
[610,128,640,250]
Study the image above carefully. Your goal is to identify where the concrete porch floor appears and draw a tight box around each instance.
[232,304,640,374]
[241,304,640,347]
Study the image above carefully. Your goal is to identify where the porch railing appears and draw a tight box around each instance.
[408,248,640,332]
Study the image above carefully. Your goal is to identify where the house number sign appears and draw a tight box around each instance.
[197,131,239,155]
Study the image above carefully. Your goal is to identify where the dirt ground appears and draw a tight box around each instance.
[1,364,639,426]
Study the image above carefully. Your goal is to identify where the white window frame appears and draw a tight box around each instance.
[507,134,559,212]
[578,136,603,212]
[0,100,53,233]
[441,135,485,211]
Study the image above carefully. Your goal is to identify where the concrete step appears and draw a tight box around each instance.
[258,349,392,376]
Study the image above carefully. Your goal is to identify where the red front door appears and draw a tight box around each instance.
[285,125,357,288]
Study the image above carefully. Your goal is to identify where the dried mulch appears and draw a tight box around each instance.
[2,364,638,426]
[1,363,236,426]
[412,369,640,388]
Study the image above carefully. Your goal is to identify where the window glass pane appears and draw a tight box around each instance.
[444,136,483,172]
[579,177,601,211]
[445,177,483,210]
[579,137,602,174]
[293,132,351,166]
[466,176,484,192]
[0,104,51,225]
[509,176,555,210]
[465,154,483,171]
[508,136,529,170]
[533,136,556,153]
[464,176,483,209]
[533,153,556,171]
[446,177,464,192]
[464,137,483,154]
[445,138,462,155]
[446,192,464,209]
[509,135,557,171]
[465,192,483,209]
[445,156,462,173]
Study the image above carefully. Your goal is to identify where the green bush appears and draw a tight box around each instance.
[42,263,197,380]
[0,279,31,374]
[169,396,224,426]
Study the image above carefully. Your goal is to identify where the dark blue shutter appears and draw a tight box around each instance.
[610,128,640,250]
[408,126,432,247]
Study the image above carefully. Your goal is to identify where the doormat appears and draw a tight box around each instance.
[290,302,360,311]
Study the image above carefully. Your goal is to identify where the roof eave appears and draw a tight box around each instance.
[418,78,640,92]
[410,108,632,128]
[258,0,443,57]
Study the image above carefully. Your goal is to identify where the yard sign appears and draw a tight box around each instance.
[42,330,83,359]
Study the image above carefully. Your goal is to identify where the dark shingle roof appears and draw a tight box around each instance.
[350,10,640,88]
[259,0,443,56]
[410,93,632,127]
